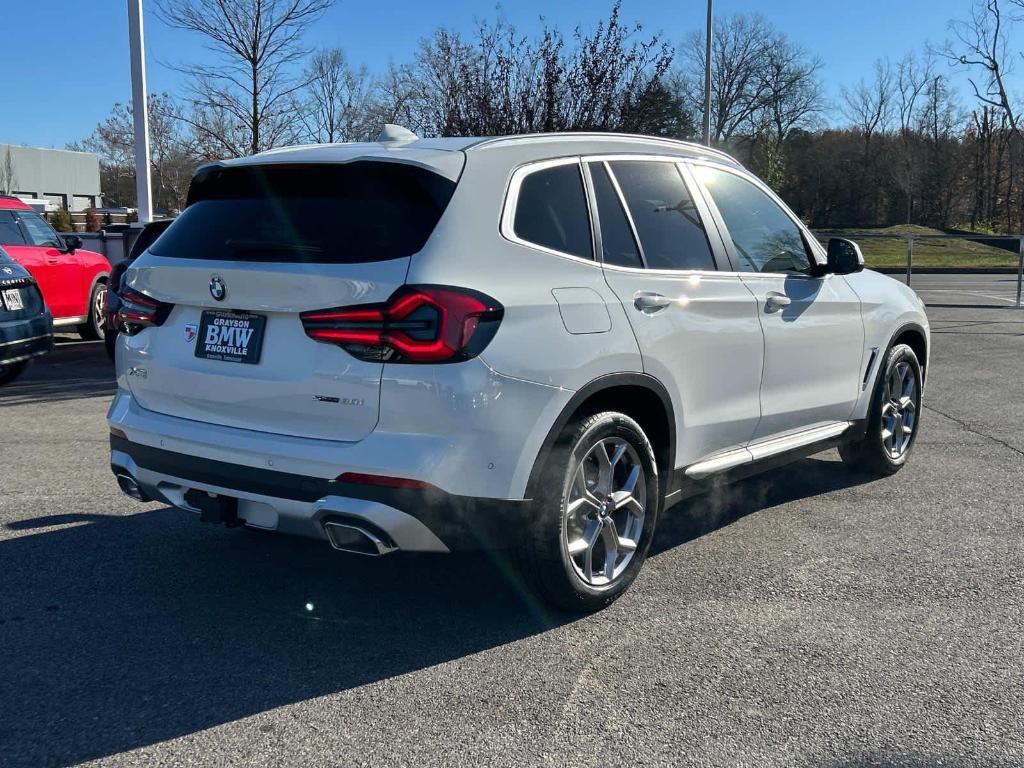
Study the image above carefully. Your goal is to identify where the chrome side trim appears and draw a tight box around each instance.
[746,422,853,463]
[685,447,753,480]
[0,333,50,347]
[0,349,50,366]
[52,315,87,327]
[863,347,880,390]
[685,421,853,480]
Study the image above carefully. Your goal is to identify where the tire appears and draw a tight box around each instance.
[518,411,661,613]
[77,280,107,341]
[0,360,28,386]
[839,343,922,476]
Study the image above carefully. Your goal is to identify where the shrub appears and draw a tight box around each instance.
[49,207,73,232]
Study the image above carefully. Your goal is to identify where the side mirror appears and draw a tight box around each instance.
[63,234,82,254]
[826,237,864,275]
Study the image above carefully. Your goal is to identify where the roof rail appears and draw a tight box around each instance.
[467,132,741,166]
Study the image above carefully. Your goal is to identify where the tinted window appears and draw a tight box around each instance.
[513,164,592,259]
[608,161,715,271]
[152,162,456,263]
[589,162,641,269]
[17,212,62,247]
[697,167,811,274]
[0,211,26,246]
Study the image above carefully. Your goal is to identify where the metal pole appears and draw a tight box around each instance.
[127,0,152,224]
[1016,236,1023,309]
[906,236,913,289]
[702,0,713,147]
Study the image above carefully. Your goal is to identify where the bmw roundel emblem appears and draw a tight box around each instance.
[210,275,226,301]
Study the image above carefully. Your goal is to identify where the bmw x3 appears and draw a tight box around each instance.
[109,128,929,611]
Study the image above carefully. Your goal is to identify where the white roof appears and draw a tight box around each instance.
[215,131,740,181]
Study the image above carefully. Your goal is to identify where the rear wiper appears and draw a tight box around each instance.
[225,238,324,254]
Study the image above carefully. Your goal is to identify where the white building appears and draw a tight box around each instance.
[0,144,102,212]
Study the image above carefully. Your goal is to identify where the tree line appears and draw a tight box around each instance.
[69,0,1024,233]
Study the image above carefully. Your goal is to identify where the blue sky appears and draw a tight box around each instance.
[0,0,1014,148]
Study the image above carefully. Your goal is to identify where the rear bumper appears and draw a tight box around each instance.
[0,314,53,366]
[110,434,529,551]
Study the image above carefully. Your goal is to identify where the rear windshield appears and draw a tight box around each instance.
[150,161,457,263]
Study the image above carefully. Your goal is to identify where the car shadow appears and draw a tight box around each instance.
[0,339,114,406]
[1,457,870,767]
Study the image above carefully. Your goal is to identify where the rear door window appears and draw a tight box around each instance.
[588,162,642,269]
[512,163,593,260]
[607,160,716,271]
[150,161,457,264]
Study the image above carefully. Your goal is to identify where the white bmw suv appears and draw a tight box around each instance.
[109,129,929,611]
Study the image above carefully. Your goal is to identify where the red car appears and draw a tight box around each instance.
[0,196,109,338]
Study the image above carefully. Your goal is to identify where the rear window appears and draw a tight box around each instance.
[151,162,457,263]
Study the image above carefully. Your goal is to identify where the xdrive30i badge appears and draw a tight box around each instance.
[209,275,226,301]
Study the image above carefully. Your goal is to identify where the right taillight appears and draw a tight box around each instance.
[301,285,504,363]
[117,287,173,335]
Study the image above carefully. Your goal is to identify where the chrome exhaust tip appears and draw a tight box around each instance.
[324,520,398,556]
[115,472,150,502]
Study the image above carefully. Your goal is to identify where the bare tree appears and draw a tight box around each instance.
[841,59,896,153]
[747,34,823,185]
[941,0,1020,136]
[0,147,16,195]
[683,14,774,142]
[155,0,334,156]
[69,95,198,212]
[402,3,673,138]
[299,49,376,143]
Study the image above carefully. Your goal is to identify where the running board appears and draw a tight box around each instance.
[685,422,853,481]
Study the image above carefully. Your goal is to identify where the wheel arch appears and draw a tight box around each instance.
[525,373,676,500]
[890,322,928,385]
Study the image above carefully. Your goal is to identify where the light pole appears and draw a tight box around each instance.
[126,0,153,224]
[702,0,713,147]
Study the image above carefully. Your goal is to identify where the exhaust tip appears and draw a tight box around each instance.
[324,520,397,556]
[115,472,150,502]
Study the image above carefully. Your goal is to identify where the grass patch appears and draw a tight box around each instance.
[813,225,1021,268]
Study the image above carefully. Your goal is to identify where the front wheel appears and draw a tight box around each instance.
[839,343,923,476]
[519,411,661,613]
[77,281,106,341]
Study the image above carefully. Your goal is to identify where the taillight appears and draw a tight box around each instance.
[301,285,504,363]
[117,287,173,335]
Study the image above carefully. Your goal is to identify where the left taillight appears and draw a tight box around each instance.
[117,287,173,335]
[300,285,504,363]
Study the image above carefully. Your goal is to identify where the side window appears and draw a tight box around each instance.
[0,211,27,246]
[17,212,63,248]
[588,162,642,269]
[607,160,716,271]
[513,163,593,259]
[697,166,812,274]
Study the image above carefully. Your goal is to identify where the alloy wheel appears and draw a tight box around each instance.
[562,437,646,587]
[93,286,107,332]
[881,360,918,459]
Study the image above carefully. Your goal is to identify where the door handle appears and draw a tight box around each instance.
[765,292,791,311]
[633,291,672,314]
[46,258,60,265]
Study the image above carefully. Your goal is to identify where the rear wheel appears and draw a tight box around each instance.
[839,343,922,476]
[77,281,106,341]
[0,360,28,386]
[519,411,661,612]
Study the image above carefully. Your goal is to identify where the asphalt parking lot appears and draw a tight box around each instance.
[1,273,1022,767]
